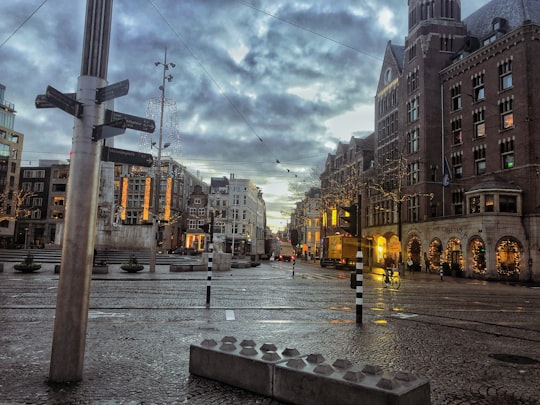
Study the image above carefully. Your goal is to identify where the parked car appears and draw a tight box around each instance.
[172,247,199,256]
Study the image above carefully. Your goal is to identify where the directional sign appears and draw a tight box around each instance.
[93,119,127,141]
[45,86,83,118]
[105,109,155,133]
[35,92,76,109]
[96,79,129,104]
[102,146,154,167]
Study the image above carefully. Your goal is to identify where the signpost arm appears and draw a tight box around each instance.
[49,0,112,383]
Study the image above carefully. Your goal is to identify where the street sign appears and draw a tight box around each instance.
[35,92,76,109]
[96,79,129,104]
[101,146,154,167]
[105,109,155,133]
[45,86,83,117]
[93,119,127,141]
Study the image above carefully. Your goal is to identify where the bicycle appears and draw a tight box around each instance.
[382,267,401,289]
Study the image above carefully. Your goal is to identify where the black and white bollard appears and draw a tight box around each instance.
[439,266,443,281]
[206,243,213,307]
[356,250,363,324]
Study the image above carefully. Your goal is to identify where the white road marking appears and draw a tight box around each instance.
[225,310,235,321]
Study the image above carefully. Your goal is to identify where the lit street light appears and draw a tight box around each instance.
[149,48,175,273]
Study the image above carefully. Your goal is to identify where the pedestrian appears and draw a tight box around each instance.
[424,252,430,273]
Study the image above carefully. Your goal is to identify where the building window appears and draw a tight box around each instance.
[452,190,463,215]
[499,60,512,90]
[34,182,44,192]
[500,195,517,213]
[499,98,514,130]
[198,208,205,216]
[194,198,201,205]
[451,85,462,111]
[440,35,453,52]
[31,209,42,219]
[407,129,419,153]
[451,118,462,144]
[23,169,45,178]
[407,69,418,94]
[407,161,419,185]
[407,97,419,123]
[469,196,480,213]
[474,146,487,175]
[22,182,32,192]
[188,219,197,229]
[407,196,419,222]
[189,207,197,215]
[409,43,417,61]
[500,139,514,169]
[451,153,463,179]
[473,110,486,138]
[485,194,495,212]
[473,73,485,101]
[32,197,43,206]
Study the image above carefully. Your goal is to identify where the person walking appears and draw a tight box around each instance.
[424,252,430,273]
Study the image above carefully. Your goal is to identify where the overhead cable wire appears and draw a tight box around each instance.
[0,0,49,51]
[147,0,284,165]
[237,0,383,62]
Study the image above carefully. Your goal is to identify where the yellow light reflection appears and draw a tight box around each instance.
[121,178,128,220]
[143,177,151,221]
[164,178,172,220]
[373,319,388,325]
[329,306,353,311]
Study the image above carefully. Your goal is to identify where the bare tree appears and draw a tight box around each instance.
[0,190,38,223]
[368,153,433,262]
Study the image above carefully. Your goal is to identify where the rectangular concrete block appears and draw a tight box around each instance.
[189,337,430,405]
[273,355,430,405]
[189,337,299,397]
[55,265,109,274]
[170,264,192,272]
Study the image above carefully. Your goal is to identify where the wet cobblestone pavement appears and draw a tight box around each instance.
[1,261,539,404]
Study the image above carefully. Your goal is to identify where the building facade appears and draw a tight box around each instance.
[320,0,540,281]
[207,175,266,257]
[0,84,25,247]
[16,161,69,248]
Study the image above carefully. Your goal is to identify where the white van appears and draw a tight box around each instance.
[278,242,296,262]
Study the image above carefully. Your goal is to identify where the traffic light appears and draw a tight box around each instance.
[340,204,358,236]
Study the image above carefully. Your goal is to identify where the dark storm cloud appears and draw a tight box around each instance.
[0,0,490,229]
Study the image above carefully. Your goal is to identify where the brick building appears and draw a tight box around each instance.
[322,0,540,281]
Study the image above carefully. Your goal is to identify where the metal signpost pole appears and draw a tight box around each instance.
[49,0,112,382]
[149,48,174,273]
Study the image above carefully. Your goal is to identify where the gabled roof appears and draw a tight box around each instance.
[389,43,405,72]
[464,0,540,40]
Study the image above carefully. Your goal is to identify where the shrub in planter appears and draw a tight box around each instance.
[14,253,42,273]
[120,254,144,273]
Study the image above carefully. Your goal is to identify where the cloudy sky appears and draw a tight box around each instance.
[1,0,489,231]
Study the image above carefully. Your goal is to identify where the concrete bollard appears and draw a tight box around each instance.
[273,353,430,405]
[189,336,299,397]
[189,336,430,405]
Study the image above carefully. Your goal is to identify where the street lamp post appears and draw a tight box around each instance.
[24,227,29,250]
[149,48,175,273]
